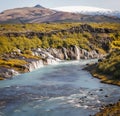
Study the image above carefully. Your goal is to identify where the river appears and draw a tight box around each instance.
[0,59,120,116]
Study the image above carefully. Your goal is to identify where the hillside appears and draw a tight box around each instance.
[0,5,120,23]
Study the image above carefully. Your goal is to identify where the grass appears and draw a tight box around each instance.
[92,71,120,86]
[97,50,120,80]
[0,23,82,33]
[85,63,120,86]
[0,22,120,33]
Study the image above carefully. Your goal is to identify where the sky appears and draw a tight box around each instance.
[0,0,120,12]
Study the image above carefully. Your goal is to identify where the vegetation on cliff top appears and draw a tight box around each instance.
[0,58,27,72]
[0,23,81,33]
[0,23,120,33]
[0,22,120,55]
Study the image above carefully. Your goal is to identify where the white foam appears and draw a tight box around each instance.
[48,96,66,101]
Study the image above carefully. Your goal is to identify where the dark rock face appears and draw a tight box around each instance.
[42,45,102,60]
[47,48,65,60]
[80,24,115,33]
[3,24,115,39]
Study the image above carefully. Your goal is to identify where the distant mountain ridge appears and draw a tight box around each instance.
[0,5,120,24]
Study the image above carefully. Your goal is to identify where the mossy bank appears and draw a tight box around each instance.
[85,50,120,115]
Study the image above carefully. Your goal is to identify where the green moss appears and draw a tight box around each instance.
[0,59,27,72]
[97,50,120,80]
[0,23,82,33]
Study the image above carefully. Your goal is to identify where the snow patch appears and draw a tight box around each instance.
[52,6,112,13]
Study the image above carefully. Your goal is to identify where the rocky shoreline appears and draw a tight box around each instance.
[95,101,120,116]
[84,63,120,86]
[84,63,120,116]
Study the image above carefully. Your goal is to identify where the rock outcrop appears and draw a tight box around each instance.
[26,60,44,72]
[0,67,19,79]
[50,46,102,60]
[3,24,115,38]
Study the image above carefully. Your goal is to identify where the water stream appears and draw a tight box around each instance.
[0,59,120,116]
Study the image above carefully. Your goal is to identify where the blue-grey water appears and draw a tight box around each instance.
[0,59,120,116]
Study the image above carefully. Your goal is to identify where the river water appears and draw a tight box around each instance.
[0,59,120,116]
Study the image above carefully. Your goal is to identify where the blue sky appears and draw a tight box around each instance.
[0,0,120,12]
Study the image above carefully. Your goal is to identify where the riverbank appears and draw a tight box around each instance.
[95,101,120,116]
[84,63,120,115]
[85,63,120,86]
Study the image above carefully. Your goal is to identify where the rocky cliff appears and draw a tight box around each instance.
[0,45,103,80]
[3,24,115,38]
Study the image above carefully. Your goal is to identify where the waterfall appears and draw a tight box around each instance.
[74,46,80,60]
[27,58,60,72]
[62,47,68,60]
[28,60,44,72]
[46,58,59,65]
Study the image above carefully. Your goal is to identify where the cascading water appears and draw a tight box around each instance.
[27,60,44,72]
[74,46,80,60]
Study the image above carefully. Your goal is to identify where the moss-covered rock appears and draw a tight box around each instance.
[95,102,120,116]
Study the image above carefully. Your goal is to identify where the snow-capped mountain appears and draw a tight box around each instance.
[52,6,120,18]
